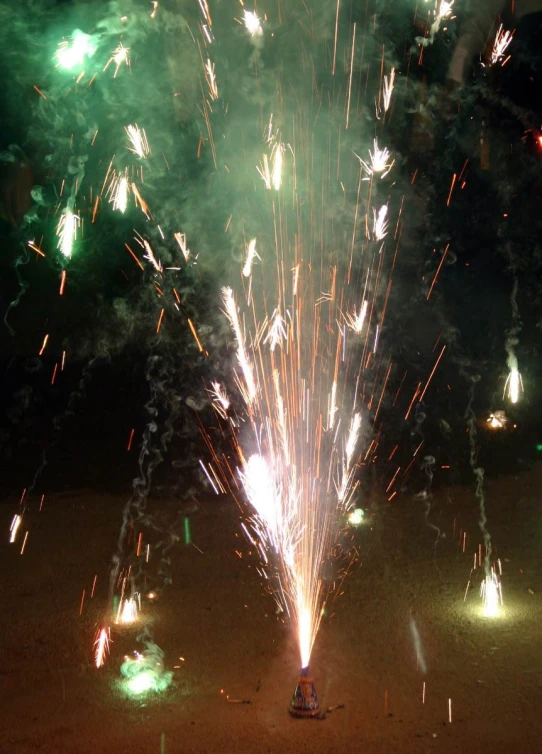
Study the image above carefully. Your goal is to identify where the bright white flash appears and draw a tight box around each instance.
[243,10,263,37]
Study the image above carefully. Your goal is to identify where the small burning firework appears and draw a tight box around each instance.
[56,206,79,259]
[481,568,503,618]
[486,410,508,430]
[504,363,523,404]
[116,595,139,625]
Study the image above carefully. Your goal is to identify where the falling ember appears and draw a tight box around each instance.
[94,627,110,668]
[39,334,49,356]
[59,270,67,296]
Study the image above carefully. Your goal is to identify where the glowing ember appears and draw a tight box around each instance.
[487,411,508,430]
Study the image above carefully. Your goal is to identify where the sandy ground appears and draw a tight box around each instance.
[1,465,542,754]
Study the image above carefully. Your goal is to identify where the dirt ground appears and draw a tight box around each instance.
[1,464,541,754]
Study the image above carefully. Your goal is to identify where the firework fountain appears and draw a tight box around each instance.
[198,9,402,715]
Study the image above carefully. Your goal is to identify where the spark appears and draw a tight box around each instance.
[107,170,130,213]
[209,382,230,414]
[137,237,162,273]
[104,43,130,77]
[204,58,219,100]
[338,412,362,504]
[263,310,288,352]
[9,514,22,543]
[490,25,514,66]
[356,139,394,179]
[125,124,150,158]
[257,121,286,190]
[242,238,260,277]
[94,627,110,668]
[373,204,389,240]
[56,206,79,259]
[222,287,257,402]
[243,10,263,37]
[345,300,368,333]
[174,232,190,262]
[381,68,395,114]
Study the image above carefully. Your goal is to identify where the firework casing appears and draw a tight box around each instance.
[289,667,320,718]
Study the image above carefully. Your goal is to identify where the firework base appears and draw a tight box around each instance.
[289,667,320,718]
